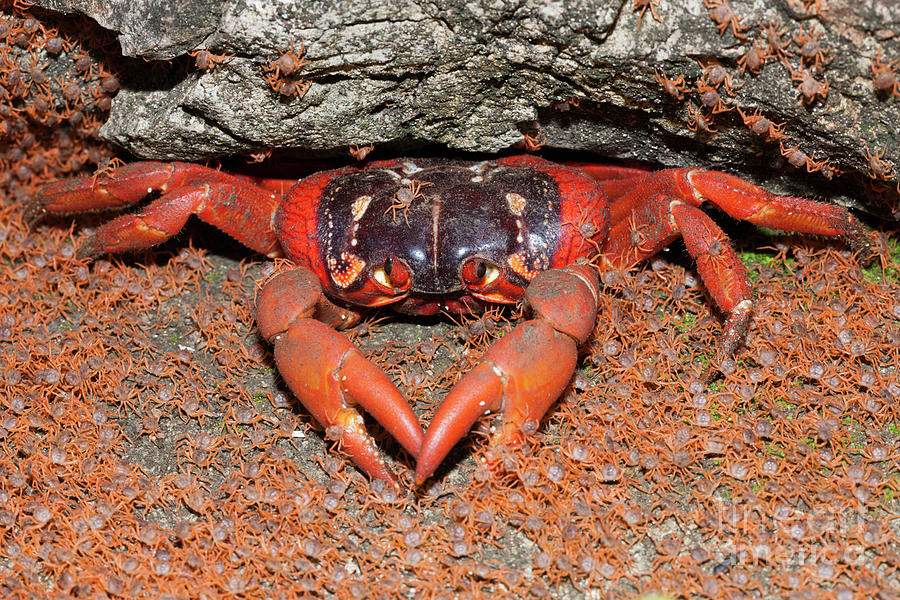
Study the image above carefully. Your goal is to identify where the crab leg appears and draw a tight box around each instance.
[415,264,599,484]
[559,161,655,201]
[601,168,872,357]
[606,168,872,255]
[257,268,424,483]
[30,161,283,258]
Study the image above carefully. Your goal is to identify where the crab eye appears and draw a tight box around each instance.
[461,257,501,289]
[372,256,410,290]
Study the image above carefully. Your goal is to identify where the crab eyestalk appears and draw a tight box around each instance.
[415,264,599,484]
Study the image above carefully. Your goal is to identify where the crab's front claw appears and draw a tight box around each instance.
[415,265,599,484]
[257,269,424,483]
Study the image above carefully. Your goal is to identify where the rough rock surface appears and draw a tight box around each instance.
[31,0,900,214]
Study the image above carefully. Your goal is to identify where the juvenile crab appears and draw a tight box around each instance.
[29,155,872,484]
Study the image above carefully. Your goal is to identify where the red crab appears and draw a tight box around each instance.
[29,155,872,485]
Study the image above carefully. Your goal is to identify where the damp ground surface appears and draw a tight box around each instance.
[4,191,900,599]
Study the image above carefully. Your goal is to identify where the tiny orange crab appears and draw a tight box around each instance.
[349,144,375,161]
[864,144,896,181]
[550,97,582,111]
[655,68,687,100]
[561,207,605,257]
[90,157,127,187]
[189,49,233,71]
[519,129,546,152]
[696,76,732,114]
[736,106,786,141]
[704,0,747,39]
[761,18,792,63]
[738,41,771,75]
[264,41,307,79]
[698,61,735,94]
[779,141,810,170]
[793,25,832,70]
[687,104,715,133]
[790,67,829,104]
[779,141,826,173]
[633,0,663,29]
[246,149,273,164]
[384,179,432,226]
[871,47,899,98]
[800,0,828,18]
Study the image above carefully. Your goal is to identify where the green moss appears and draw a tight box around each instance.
[776,398,795,416]
[204,268,225,283]
[766,443,786,458]
[675,312,698,332]
[740,246,797,283]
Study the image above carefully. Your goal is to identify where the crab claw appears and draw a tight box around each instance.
[415,264,600,484]
[257,268,424,483]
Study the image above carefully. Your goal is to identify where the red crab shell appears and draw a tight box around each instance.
[275,156,609,315]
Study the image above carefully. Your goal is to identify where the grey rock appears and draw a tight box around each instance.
[28,0,900,215]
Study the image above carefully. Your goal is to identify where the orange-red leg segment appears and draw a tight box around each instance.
[256,269,424,483]
[681,169,872,253]
[415,265,599,484]
[607,169,872,256]
[671,203,754,356]
[31,161,185,213]
[558,161,655,203]
[30,161,283,258]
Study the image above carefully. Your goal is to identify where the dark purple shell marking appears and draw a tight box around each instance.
[315,159,563,296]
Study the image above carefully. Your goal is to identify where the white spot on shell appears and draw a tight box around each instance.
[328,252,366,288]
[686,170,705,203]
[401,161,424,175]
[467,161,490,175]
[351,195,372,220]
[506,192,527,216]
